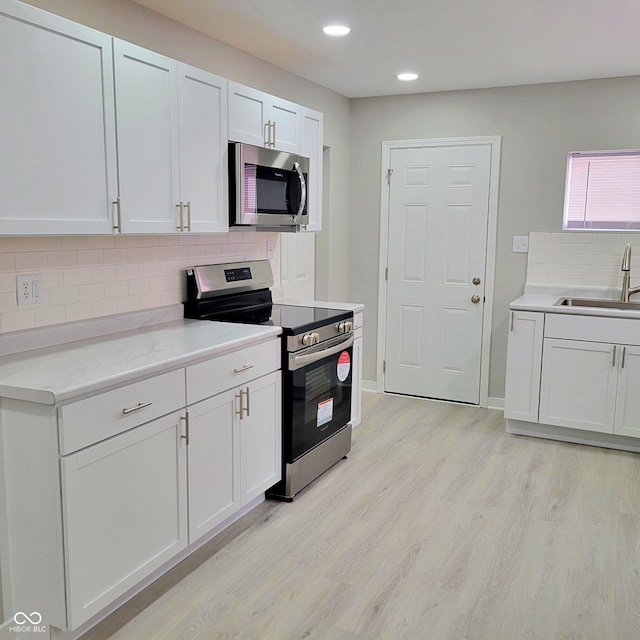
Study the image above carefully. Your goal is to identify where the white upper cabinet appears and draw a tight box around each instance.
[0,0,118,235]
[113,40,181,234]
[228,81,301,153]
[300,107,323,231]
[178,65,228,233]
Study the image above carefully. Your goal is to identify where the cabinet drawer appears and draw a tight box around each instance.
[186,339,281,404]
[545,313,640,344]
[58,369,185,455]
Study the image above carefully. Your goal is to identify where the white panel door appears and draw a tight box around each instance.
[269,96,301,153]
[614,345,640,438]
[239,371,282,505]
[539,338,617,433]
[300,107,323,231]
[113,40,180,234]
[0,1,117,235]
[385,145,491,403]
[187,390,239,544]
[178,64,228,233]
[228,82,269,147]
[281,233,316,300]
[61,412,187,628]
[504,311,545,422]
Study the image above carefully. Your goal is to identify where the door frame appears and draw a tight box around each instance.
[376,136,502,407]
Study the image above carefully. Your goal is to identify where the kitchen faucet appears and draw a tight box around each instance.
[620,243,640,302]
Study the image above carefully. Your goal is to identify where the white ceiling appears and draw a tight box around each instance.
[131,0,640,99]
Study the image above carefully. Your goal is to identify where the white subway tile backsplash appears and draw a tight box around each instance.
[0,234,275,334]
[527,231,640,289]
[15,251,47,271]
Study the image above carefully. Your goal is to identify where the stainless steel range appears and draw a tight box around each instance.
[184,260,353,501]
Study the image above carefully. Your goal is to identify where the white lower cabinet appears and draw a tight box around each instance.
[61,411,188,628]
[187,389,238,544]
[539,338,617,433]
[0,338,282,633]
[504,311,544,422]
[505,309,640,442]
[186,369,281,544]
[239,371,281,504]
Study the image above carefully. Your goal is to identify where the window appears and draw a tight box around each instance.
[563,150,640,230]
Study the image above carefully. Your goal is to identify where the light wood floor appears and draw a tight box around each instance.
[83,393,640,640]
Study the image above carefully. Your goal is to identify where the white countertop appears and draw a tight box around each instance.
[0,320,281,406]
[510,284,640,319]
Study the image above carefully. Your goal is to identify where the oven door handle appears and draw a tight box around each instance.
[289,334,354,371]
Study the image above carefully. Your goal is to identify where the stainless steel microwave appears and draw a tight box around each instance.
[229,142,309,230]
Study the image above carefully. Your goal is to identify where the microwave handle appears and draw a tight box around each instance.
[292,161,307,225]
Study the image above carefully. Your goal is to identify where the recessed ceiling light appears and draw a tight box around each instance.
[397,72,419,81]
[322,25,351,37]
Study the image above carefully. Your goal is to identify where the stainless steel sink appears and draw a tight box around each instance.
[554,297,640,311]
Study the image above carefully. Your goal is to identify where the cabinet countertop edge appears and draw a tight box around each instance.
[0,320,282,406]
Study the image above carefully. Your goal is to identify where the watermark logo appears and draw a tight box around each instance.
[10,611,47,634]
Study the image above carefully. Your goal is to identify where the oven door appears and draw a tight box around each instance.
[284,334,353,462]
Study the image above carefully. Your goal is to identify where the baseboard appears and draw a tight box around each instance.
[487,396,504,411]
[362,380,377,393]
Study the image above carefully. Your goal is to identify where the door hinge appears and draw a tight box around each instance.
[383,360,386,373]
[385,267,388,281]
[386,168,393,185]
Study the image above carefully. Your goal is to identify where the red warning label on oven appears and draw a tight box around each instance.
[337,351,351,382]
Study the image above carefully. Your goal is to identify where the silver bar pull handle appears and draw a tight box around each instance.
[180,412,190,445]
[264,122,270,146]
[113,197,122,233]
[613,345,617,368]
[233,364,254,374]
[245,386,250,417]
[176,202,184,230]
[271,121,276,147]
[236,389,246,420]
[186,201,192,232]
[621,346,627,369]
[510,311,515,332]
[122,401,152,415]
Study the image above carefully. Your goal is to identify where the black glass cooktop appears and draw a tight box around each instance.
[270,304,351,333]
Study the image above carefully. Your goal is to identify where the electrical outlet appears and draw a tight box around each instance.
[512,236,529,253]
[16,274,43,306]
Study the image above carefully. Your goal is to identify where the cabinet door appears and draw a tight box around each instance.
[61,412,187,628]
[178,64,228,233]
[504,311,544,422]
[300,107,323,231]
[113,40,180,234]
[614,345,640,438]
[239,371,282,505]
[187,390,238,544]
[0,1,117,235]
[269,96,301,153]
[539,338,617,433]
[228,82,269,147]
[350,330,363,428]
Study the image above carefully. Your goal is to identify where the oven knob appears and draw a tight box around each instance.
[302,333,314,346]
[312,332,320,344]
[338,321,353,333]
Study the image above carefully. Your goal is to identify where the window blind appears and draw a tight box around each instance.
[564,151,640,230]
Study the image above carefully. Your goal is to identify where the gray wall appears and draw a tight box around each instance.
[25,0,352,302]
[349,77,640,398]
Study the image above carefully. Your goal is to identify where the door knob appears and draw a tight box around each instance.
[473,277,481,285]
[471,295,481,304]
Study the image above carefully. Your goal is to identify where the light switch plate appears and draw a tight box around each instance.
[512,236,529,253]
